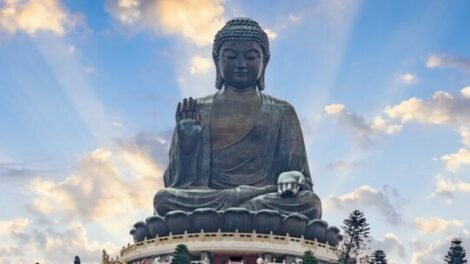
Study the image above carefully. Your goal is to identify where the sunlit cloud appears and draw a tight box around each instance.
[0,0,73,36]
[415,217,465,234]
[432,176,470,201]
[107,0,225,46]
[29,145,164,226]
[441,148,470,173]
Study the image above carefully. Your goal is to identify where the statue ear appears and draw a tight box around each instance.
[213,53,224,89]
[257,56,269,91]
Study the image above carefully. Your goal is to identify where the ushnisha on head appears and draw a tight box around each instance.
[213,17,270,90]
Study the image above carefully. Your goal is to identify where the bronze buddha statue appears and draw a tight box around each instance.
[153,18,322,220]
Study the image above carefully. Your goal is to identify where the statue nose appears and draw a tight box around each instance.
[236,57,247,68]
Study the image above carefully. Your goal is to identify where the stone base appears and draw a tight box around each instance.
[102,230,340,264]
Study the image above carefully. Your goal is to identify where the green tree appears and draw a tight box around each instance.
[172,244,191,264]
[339,210,370,264]
[445,238,467,264]
[369,250,387,264]
[301,250,319,264]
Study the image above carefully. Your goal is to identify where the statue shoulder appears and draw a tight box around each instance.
[262,94,297,114]
[194,94,216,109]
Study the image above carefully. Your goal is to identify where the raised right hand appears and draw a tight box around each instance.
[175,97,202,147]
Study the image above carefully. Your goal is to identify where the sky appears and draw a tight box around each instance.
[1,0,470,263]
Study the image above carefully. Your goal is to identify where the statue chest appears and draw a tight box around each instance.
[210,98,262,150]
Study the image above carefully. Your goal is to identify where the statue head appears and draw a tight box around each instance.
[213,17,270,90]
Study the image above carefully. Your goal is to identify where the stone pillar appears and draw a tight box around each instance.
[285,256,296,264]
[262,253,272,263]
[200,251,210,264]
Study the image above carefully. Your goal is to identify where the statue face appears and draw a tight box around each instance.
[217,40,264,89]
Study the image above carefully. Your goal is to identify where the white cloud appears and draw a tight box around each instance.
[325,185,402,225]
[385,92,452,125]
[371,115,402,134]
[378,89,470,172]
[440,148,470,173]
[411,235,470,264]
[325,103,401,147]
[378,87,470,127]
[189,55,212,75]
[432,176,470,200]
[426,55,442,68]
[415,217,465,234]
[107,0,226,46]
[458,126,470,147]
[370,233,406,261]
[324,103,345,115]
[398,73,418,85]
[110,0,141,24]
[0,218,30,236]
[29,146,164,226]
[462,86,470,98]
[264,28,278,40]
[288,13,301,22]
[426,54,470,73]
[0,218,118,264]
[0,0,73,36]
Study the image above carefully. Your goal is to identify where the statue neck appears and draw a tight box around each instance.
[223,85,258,99]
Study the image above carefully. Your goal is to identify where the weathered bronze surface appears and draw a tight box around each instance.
[153,17,322,220]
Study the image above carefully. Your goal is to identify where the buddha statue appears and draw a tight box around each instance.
[153,18,322,220]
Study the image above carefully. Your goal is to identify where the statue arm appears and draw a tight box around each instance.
[278,103,313,191]
[163,128,202,188]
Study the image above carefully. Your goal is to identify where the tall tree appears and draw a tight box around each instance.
[172,244,192,264]
[339,210,370,264]
[445,238,467,264]
[369,250,387,264]
[302,250,319,264]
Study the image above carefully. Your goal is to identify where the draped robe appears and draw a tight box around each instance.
[153,92,322,219]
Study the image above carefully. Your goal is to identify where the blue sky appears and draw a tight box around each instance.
[1,0,470,263]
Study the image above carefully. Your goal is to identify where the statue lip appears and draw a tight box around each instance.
[233,71,248,77]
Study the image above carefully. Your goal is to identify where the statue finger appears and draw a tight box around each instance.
[175,102,182,122]
[293,184,299,195]
[277,184,282,195]
[191,97,197,113]
[287,183,292,191]
[191,98,198,119]
[282,184,287,193]
[188,97,194,119]
[182,98,188,112]
[188,97,193,114]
